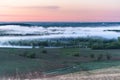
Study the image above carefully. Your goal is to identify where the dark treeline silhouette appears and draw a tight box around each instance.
[7,37,120,49]
[1,22,120,27]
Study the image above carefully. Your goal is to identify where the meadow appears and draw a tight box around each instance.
[1,47,120,79]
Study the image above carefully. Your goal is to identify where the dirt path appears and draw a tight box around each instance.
[36,73,120,80]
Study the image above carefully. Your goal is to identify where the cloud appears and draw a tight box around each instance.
[38,6,60,9]
[0,14,32,17]
[18,6,60,10]
[0,5,60,10]
[0,14,13,16]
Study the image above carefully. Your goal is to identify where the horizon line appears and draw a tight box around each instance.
[0,21,120,23]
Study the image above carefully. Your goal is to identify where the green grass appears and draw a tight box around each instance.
[61,48,120,57]
[45,61,120,75]
[0,48,120,77]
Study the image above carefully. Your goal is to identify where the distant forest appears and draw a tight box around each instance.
[7,37,120,49]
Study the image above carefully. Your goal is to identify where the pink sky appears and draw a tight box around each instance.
[0,0,120,22]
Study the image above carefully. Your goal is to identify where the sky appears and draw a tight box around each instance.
[0,0,120,22]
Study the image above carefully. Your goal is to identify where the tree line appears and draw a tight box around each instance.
[7,37,120,49]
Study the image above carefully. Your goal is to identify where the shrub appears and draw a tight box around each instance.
[90,54,95,58]
[97,54,103,61]
[27,53,36,58]
[106,54,111,60]
[42,50,47,54]
[73,53,80,57]
[19,52,36,59]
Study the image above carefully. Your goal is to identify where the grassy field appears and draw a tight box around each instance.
[0,48,120,79]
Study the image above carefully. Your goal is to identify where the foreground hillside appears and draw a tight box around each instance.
[0,48,120,79]
[40,68,120,80]
[38,65,120,80]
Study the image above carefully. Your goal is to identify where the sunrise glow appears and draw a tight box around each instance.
[0,0,120,22]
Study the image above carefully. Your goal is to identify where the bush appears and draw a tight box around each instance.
[19,52,36,59]
[90,54,95,58]
[42,50,47,54]
[73,53,80,57]
[106,54,111,60]
[27,53,36,58]
[97,54,103,61]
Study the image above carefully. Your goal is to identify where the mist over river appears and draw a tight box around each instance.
[0,22,120,48]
